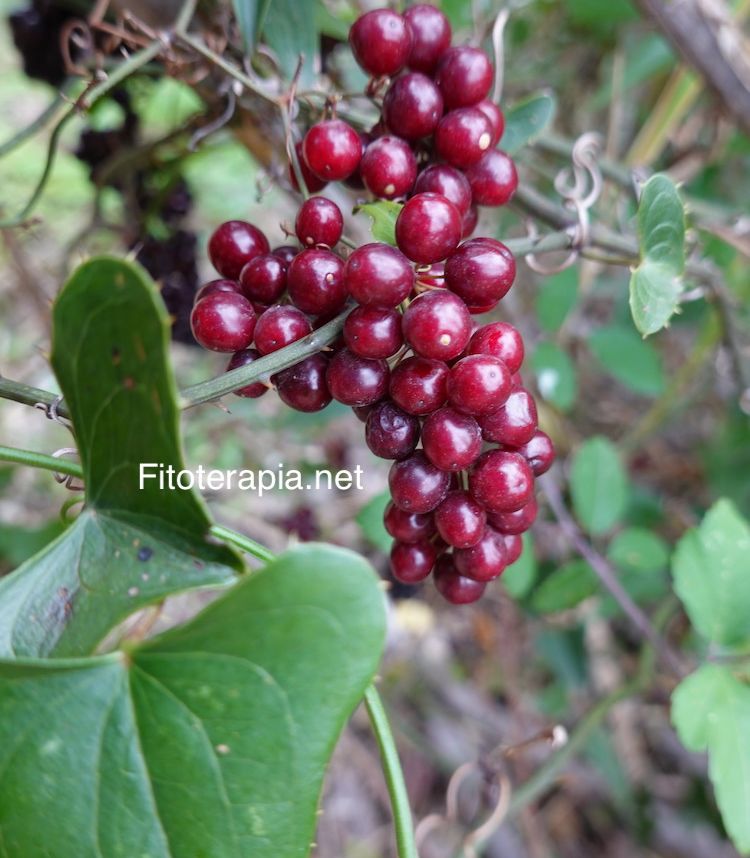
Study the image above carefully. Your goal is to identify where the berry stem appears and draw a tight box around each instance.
[0,444,82,479]
[209,523,276,564]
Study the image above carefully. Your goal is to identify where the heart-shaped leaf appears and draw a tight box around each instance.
[0,544,386,858]
[0,258,241,658]
[501,92,557,155]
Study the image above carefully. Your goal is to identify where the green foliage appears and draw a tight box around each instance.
[607,528,669,574]
[355,200,402,246]
[587,324,665,396]
[503,533,538,599]
[531,560,597,613]
[530,341,577,411]
[260,0,319,86]
[357,490,391,554]
[570,437,629,535]
[535,267,578,332]
[565,0,637,36]
[0,520,66,569]
[501,93,557,155]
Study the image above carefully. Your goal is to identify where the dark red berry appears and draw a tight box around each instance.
[448,354,512,415]
[344,243,414,306]
[396,192,462,264]
[404,4,451,73]
[353,404,375,423]
[480,388,538,446]
[365,399,420,460]
[382,72,443,140]
[503,533,523,565]
[435,491,486,548]
[208,220,270,280]
[226,348,268,398]
[272,245,299,267]
[327,349,389,406]
[303,120,363,181]
[389,451,451,513]
[454,528,507,581]
[511,430,555,476]
[435,46,493,110]
[464,149,518,206]
[239,254,287,304]
[195,279,241,302]
[289,141,327,193]
[344,305,403,359]
[470,450,534,513]
[434,554,486,603]
[402,290,471,360]
[390,541,436,584]
[462,204,479,238]
[349,8,412,77]
[191,292,256,352]
[287,248,346,316]
[274,354,332,412]
[445,238,515,306]
[422,406,482,471]
[476,99,504,146]
[413,164,472,216]
[360,136,417,200]
[390,356,449,415]
[295,197,344,247]
[435,107,493,168]
[467,321,524,374]
[253,304,312,355]
[488,495,538,535]
[384,501,436,543]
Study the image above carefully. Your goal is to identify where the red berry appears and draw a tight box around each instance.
[287,248,346,316]
[503,533,523,565]
[476,99,505,146]
[469,450,534,513]
[195,279,241,302]
[384,502,436,543]
[253,304,312,355]
[344,305,404,359]
[488,495,538,535]
[464,149,518,206]
[289,141,327,193]
[511,430,555,476]
[389,451,451,513]
[272,245,298,267]
[208,220,270,280]
[239,254,287,304]
[454,528,507,581]
[274,354,332,412]
[434,554,486,603]
[396,193,462,264]
[435,46,493,110]
[344,243,414,307]
[445,238,516,306]
[435,491,486,548]
[448,354,512,415]
[191,292,256,352]
[462,204,479,238]
[402,290,471,360]
[422,407,482,471]
[360,136,417,200]
[365,399,420,460]
[303,120,363,182]
[295,197,344,247]
[467,321,524,374]
[435,107,494,168]
[479,388,538,446]
[413,164,472,216]
[403,4,451,73]
[226,349,268,398]
[382,72,443,140]
[390,541,436,584]
[390,355,449,415]
[349,8,412,77]
[326,349,389,406]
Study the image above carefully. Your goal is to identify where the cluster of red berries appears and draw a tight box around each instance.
[188,4,554,604]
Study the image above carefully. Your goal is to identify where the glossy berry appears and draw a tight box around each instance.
[503,533,523,565]
[512,430,555,476]
[448,355,512,415]
[389,451,451,514]
[253,304,312,355]
[476,99,505,146]
[360,136,417,200]
[344,243,414,306]
[226,349,268,398]
[413,164,472,216]
[384,501,436,543]
[349,8,412,77]
[480,388,538,446]
[462,204,479,238]
[465,149,518,206]
[365,399,420,460]
[390,356,449,415]
[454,528,507,581]
[422,407,482,471]
[467,321,524,374]
[469,450,534,513]
[434,46,493,109]
[488,495,538,535]
[353,404,374,423]
[289,141,327,193]
[390,541,436,584]
[435,491,486,548]
[295,197,344,247]
[274,354,332,412]
[326,349,389,407]
[238,254,287,304]
[404,4,451,73]
[445,238,516,306]
[195,279,241,302]
[344,305,403,359]
[286,248,346,316]
[402,290,471,360]
[208,220,270,280]
[272,245,298,267]
[435,107,493,169]
[434,554,486,604]
[190,292,256,352]
[396,193,462,264]
[302,120,363,182]
[382,72,443,140]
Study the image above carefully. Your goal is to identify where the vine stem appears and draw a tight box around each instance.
[0,444,82,479]
[364,684,419,858]
[209,523,276,564]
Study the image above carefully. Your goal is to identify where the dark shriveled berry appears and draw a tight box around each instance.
[295,197,344,247]
[208,220,270,280]
[274,354,332,412]
[435,491,486,548]
[434,554,486,604]
[422,407,482,471]
[384,502,436,543]
[402,290,472,360]
[349,8,412,77]
[344,243,414,307]
[365,400,420,460]
[469,450,534,513]
[191,292,256,352]
[396,192,462,264]
[327,349,390,407]
[404,4,452,73]
[226,349,268,398]
[390,541,436,584]
[389,451,451,513]
[390,356,449,415]
[382,72,443,141]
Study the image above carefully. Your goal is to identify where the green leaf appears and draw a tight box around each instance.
[531,560,598,613]
[607,527,669,574]
[673,499,750,647]
[638,174,686,274]
[588,324,665,396]
[260,0,319,86]
[672,665,750,853]
[530,341,577,412]
[629,260,683,337]
[503,533,538,598]
[357,490,391,554]
[0,258,240,658]
[0,544,386,858]
[570,436,629,535]
[501,92,557,155]
[535,267,579,332]
[0,520,66,569]
[355,200,403,246]
[232,0,259,49]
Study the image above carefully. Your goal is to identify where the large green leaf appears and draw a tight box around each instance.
[0,544,386,858]
[260,0,319,86]
[531,560,598,613]
[673,499,750,647]
[588,324,665,396]
[672,664,750,854]
[501,93,557,155]
[0,258,241,658]
[570,436,629,535]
